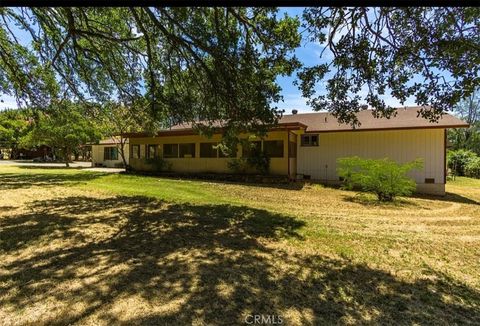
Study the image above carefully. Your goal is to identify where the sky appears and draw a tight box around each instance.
[0,7,418,113]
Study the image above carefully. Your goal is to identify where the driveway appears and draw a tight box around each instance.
[0,160,124,173]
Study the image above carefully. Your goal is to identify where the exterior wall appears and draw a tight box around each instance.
[92,144,129,168]
[288,131,297,178]
[296,129,446,195]
[129,131,290,175]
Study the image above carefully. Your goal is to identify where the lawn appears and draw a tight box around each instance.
[0,165,479,325]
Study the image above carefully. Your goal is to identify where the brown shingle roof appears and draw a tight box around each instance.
[124,106,468,138]
[279,106,468,132]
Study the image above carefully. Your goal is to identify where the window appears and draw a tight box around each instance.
[146,144,158,159]
[179,143,196,158]
[131,145,140,159]
[289,141,297,158]
[242,141,261,158]
[200,142,217,158]
[163,144,179,158]
[263,140,284,158]
[301,134,319,146]
[104,147,118,160]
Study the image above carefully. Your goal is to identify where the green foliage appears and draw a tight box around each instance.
[144,157,172,172]
[300,7,480,126]
[0,108,33,157]
[227,158,250,174]
[227,141,270,175]
[447,149,478,176]
[245,146,270,175]
[448,89,480,155]
[337,156,423,202]
[0,8,301,145]
[465,157,480,179]
[21,102,101,165]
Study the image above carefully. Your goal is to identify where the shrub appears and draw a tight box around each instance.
[465,157,480,178]
[227,158,250,174]
[447,149,478,176]
[144,157,172,172]
[227,144,270,175]
[337,156,423,202]
[246,146,270,175]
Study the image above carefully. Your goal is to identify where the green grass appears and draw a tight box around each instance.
[0,165,479,325]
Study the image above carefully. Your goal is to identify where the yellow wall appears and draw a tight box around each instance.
[129,131,290,175]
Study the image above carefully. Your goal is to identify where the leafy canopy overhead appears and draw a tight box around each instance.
[299,7,480,126]
[0,7,479,132]
[0,7,300,139]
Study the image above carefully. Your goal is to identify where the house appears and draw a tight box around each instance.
[91,137,129,168]
[121,107,468,195]
[14,145,52,160]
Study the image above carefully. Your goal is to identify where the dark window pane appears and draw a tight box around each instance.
[242,141,261,158]
[200,142,217,158]
[300,134,319,147]
[301,135,309,146]
[179,143,196,158]
[104,146,118,160]
[163,144,178,158]
[263,140,284,158]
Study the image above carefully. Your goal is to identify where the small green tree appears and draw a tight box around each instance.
[337,156,423,202]
[21,102,101,167]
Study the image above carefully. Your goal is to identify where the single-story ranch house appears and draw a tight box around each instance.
[93,107,468,195]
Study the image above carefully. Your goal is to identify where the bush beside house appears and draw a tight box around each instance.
[337,156,423,202]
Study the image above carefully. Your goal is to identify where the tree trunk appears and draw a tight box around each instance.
[117,137,128,168]
[65,148,70,167]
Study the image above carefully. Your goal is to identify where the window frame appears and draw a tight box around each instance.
[163,143,179,158]
[103,146,118,160]
[179,143,196,158]
[263,140,284,158]
[242,140,262,158]
[131,144,140,159]
[200,142,218,158]
[300,134,319,147]
[146,144,158,159]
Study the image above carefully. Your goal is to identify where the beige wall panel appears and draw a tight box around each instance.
[296,129,445,194]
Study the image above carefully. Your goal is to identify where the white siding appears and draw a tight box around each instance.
[297,129,445,193]
[92,144,129,168]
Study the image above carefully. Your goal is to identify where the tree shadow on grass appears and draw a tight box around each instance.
[413,192,480,206]
[0,171,106,190]
[0,196,479,325]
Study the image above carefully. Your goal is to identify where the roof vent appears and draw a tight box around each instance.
[292,109,298,115]
[324,116,327,123]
